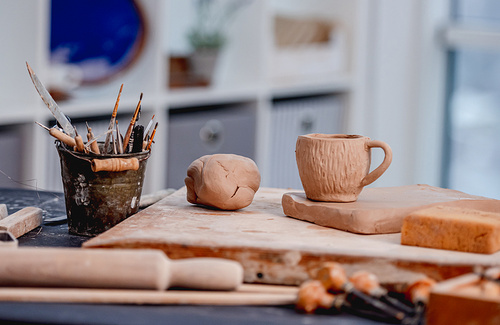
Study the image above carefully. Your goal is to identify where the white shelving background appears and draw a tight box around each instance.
[0,0,368,194]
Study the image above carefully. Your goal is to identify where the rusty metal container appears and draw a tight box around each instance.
[56,142,150,236]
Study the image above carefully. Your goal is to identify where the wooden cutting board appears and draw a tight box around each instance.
[83,186,500,286]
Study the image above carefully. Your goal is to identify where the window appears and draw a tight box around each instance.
[443,0,500,198]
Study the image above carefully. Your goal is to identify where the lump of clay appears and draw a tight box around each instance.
[185,154,260,210]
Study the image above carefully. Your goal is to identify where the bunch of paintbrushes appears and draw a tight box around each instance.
[27,63,157,155]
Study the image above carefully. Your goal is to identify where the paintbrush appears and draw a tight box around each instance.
[122,93,142,152]
[146,122,158,151]
[103,84,123,153]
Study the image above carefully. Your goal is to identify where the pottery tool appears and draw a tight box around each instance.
[0,207,43,239]
[146,122,158,151]
[131,125,144,153]
[315,262,407,322]
[115,120,124,154]
[295,280,406,323]
[85,122,100,154]
[26,62,75,138]
[103,84,123,153]
[0,247,243,291]
[35,122,76,148]
[84,129,113,152]
[122,93,142,152]
[0,284,298,306]
[73,127,85,153]
[349,270,415,315]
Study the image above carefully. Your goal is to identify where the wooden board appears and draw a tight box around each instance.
[282,184,499,234]
[83,187,500,286]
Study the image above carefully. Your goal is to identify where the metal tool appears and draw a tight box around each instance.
[26,62,75,138]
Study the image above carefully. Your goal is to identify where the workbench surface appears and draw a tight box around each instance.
[0,188,395,325]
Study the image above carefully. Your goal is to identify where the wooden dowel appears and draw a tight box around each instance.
[0,287,297,306]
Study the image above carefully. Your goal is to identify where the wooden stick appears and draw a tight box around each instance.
[122,93,143,152]
[0,286,297,306]
[103,84,123,153]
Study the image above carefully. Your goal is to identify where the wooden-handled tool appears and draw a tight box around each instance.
[0,248,243,291]
[35,122,76,148]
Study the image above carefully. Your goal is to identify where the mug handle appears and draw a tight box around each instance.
[360,140,393,187]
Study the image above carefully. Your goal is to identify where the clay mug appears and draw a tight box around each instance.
[295,134,392,202]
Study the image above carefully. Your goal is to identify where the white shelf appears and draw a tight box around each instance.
[0,0,368,193]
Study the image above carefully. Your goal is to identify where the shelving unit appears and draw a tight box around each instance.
[0,0,369,194]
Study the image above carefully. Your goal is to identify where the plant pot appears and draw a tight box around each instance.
[189,48,220,85]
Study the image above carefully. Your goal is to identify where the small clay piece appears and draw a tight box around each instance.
[295,134,392,202]
[185,154,261,210]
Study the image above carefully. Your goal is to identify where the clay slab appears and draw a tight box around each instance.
[282,184,499,234]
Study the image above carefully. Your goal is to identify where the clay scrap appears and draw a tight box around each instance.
[282,184,500,234]
[185,154,260,210]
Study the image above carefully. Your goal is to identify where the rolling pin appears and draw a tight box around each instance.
[0,248,243,291]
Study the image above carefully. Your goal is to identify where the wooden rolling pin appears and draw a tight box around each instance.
[0,248,243,291]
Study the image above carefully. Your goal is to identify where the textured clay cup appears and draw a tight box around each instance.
[296,134,392,202]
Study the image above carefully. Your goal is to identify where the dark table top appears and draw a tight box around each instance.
[0,188,386,325]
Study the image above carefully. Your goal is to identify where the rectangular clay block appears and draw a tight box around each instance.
[401,206,500,254]
[282,184,499,234]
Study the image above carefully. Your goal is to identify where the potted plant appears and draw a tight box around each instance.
[187,0,248,84]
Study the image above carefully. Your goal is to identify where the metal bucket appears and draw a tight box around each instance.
[56,141,150,236]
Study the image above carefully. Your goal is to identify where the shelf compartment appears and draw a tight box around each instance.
[167,102,257,189]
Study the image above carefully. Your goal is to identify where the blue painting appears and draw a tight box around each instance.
[50,0,145,84]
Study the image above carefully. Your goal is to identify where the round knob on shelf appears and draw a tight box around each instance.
[199,119,224,151]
